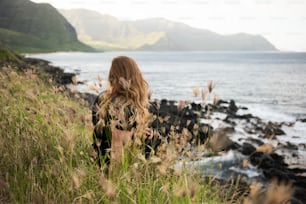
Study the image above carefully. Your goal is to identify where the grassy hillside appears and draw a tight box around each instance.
[0,28,93,53]
[0,53,248,203]
[0,0,94,52]
[0,47,24,63]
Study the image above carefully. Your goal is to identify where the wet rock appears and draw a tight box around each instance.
[298,118,306,122]
[191,102,202,111]
[263,168,290,180]
[240,106,248,110]
[250,152,287,170]
[237,113,256,121]
[262,122,286,139]
[148,99,213,144]
[240,143,256,155]
[298,143,306,149]
[222,116,237,126]
[216,99,229,105]
[210,102,228,113]
[246,146,306,203]
[196,123,213,144]
[26,57,76,85]
[224,113,257,123]
[228,99,238,114]
[284,142,299,150]
[275,127,286,135]
[246,137,264,146]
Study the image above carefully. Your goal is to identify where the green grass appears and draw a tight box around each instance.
[0,60,246,203]
[0,47,24,63]
[0,28,94,53]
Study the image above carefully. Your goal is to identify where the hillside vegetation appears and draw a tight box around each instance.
[60,9,277,51]
[0,0,94,52]
[0,51,247,203]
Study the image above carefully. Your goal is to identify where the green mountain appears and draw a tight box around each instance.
[0,0,94,53]
[60,9,277,51]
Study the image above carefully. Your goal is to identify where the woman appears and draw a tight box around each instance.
[92,56,150,167]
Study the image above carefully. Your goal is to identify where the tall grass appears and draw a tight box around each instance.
[0,63,249,203]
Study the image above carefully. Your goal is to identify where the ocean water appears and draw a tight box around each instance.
[28,51,306,175]
[29,51,306,121]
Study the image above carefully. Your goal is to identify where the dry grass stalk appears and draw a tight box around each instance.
[162,183,170,194]
[137,153,147,163]
[99,173,117,197]
[88,84,100,93]
[157,164,168,176]
[244,179,294,204]
[209,129,233,152]
[193,87,200,97]
[26,89,38,101]
[189,182,199,198]
[97,75,103,87]
[201,88,208,105]
[71,75,77,85]
[207,80,215,93]
[242,159,250,168]
[177,100,185,111]
[150,155,162,164]
[72,174,81,189]
[213,95,219,106]
[155,100,160,110]
[256,144,275,154]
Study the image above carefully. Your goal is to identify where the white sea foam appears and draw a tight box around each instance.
[237,103,296,122]
[175,150,264,181]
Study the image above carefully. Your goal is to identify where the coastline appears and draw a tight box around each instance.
[30,56,306,201]
[2,54,306,202]
[27,51,306,120]
[25,56,98,106]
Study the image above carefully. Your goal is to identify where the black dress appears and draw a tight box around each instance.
[92,93,136,166]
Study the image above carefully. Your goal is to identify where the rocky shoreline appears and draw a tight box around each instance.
[25,57,98,105]
[25,57,306,203]
[148,98,306,202]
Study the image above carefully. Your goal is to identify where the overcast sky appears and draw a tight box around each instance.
[31,0,306,51]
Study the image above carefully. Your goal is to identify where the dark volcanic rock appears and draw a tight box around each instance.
[26,58,76,85]
[262,121,286,139]
[284,142,299,150]
[228,99,238,114]
[246,137,264,146]
[298,118,306,122]
[148,100,213,144]
[240,143,256,155]
[191,102,202,112]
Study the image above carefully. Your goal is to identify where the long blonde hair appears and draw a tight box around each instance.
[96,56,149,128]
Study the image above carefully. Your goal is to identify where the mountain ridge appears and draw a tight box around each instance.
[0,0,94,52]
[60,9,277,51]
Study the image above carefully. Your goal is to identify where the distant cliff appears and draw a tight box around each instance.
[60,9,277,51]
[0,0,94,52]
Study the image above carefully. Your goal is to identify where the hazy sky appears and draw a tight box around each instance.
[31,0,306,51]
